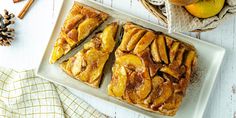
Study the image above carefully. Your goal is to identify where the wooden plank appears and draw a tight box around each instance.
[201,16,236,118]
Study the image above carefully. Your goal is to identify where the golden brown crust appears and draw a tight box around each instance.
[49,2,109,64]
[60,23,118,88]
[108,22,197,116]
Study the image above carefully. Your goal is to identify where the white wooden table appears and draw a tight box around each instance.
[0,0,236,118]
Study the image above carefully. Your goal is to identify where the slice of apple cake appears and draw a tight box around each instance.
[49,2,109,64]
[108,22,197,116]
[60,22,118,88]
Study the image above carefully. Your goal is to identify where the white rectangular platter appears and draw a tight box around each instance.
[36,0,226,118]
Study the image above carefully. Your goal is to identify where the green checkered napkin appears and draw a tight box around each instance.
[0,67,106,118]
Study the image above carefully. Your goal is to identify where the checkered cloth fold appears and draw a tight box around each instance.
[0,67,106,118]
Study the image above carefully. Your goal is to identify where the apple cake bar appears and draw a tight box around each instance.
[49,2,109,64]
[60,22,118,88]
[108,22,197,116]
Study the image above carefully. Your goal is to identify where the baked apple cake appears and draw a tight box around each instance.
[49,2,109,64]
[108,22,197,116]
[60,22,118,88]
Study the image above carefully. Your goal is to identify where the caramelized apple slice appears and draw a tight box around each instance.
[169,42,180,63]
[174,47,185,67]
[114,53,151,101]
[50,46,64,64]
[127,30,146,51]
[133,31,156,54]
[83,40,96,50]
[152,76,164,87]
[60,57,75,76]
[64,14,84,33]
[184,50,196,80]
[123,70,151,103]
[71,52,86,76]
[116,54,145,71]
[124,90,140,104]
[83,33,102,50]
[136,70,152,99]
[160,66,180,79]
[67,29,78,42]
[101,22,118,53]
[122,71,140,104]
[139,48,162,77]
[119,28,139,51]
[108,64,127,97]
[184,51,196,69]
[144,76,164,105]
[157,34,169,64]
[180,51,195,93]
[61,32,77,47]
[151,81,173,109]
[77,18,100,42]
[63,44,72,55]
[114,49,127,58]
[123,22,143,30]
[165,35,174,49]
[151,39,161,63]
[76,48,109,83]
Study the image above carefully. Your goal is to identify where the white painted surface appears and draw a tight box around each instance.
[0,0,64,70]
[0,0,235,118]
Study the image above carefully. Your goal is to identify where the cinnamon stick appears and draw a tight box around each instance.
[13,0,22,3]
[18,0,34,19]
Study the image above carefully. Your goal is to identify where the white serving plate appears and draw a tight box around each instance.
[36,0,225,118]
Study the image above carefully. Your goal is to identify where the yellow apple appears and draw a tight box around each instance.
[185,0,225,18]
[169,0,199,6]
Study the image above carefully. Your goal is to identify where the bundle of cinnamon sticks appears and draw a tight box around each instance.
[13,0,34,19]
